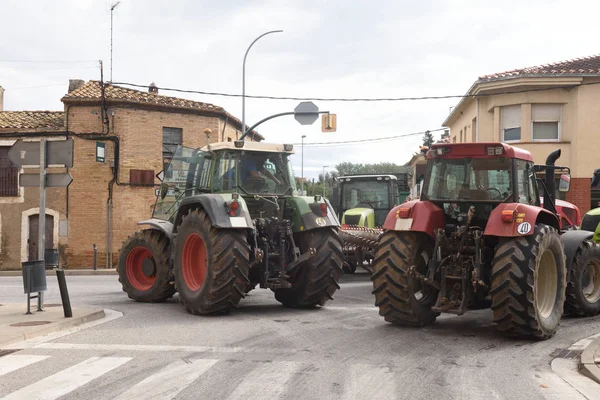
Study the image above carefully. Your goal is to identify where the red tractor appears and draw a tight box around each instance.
[372,142,600,339]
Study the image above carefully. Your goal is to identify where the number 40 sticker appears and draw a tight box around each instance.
[517,222,531,235]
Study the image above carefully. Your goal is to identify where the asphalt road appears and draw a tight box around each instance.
[1,271,600,399]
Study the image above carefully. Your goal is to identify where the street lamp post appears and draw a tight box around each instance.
[322,165,329,196]
[241,30,283,137]
[301,135,306,194]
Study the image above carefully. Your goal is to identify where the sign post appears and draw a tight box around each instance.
[8,138,74,313]
[38,139,46,310]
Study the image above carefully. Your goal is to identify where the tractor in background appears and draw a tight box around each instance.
[371,142,600,339]
[117,141,344,315]
[332,174,408,273]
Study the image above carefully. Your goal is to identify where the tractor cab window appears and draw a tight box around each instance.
[425,157,513,202]
[214,150,295,196]
[153,145,208,221]
[212,151,239,192]
[341,179,390,210]
[516,160,538,205]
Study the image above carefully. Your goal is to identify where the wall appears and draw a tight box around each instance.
[64,104,252,268]
[0,137,67,270]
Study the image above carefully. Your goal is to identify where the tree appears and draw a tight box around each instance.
[334,162,408,176]
[422,130,434,148]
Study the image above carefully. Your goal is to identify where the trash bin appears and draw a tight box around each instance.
[22,260,47,294]
[45,249,59,270]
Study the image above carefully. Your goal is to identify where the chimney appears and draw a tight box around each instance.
[149,82,158,94]
[0,85,4,111]
[68,79,85,93]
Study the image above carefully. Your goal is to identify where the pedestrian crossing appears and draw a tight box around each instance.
[0,352,406,400]
[0,350,563,400]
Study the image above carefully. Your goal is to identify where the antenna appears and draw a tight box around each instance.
[110,1,121,82]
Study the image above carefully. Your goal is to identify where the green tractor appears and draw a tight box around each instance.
[333,174,409,273]
[117,140,344,315]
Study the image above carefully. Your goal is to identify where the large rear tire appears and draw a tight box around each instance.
[565,240,600,317]
[490,224,566,339]
[274,228,344,308]
[371,232,439,326]
[118,229,175,302]
[174,209,250,315]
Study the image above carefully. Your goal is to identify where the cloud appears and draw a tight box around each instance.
[2,0,600,179]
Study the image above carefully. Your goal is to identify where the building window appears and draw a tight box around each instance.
[501,105,521,142]
[0,147,18,197]
[162,127,182,177]
[532,104,561,141]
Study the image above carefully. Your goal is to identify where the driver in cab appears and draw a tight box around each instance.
[241,153,281,187]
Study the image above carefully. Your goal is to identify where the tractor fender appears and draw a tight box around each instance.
[173,194,253,232]
[560,230,594,273]
[483,203,560,238]
[136,219,174,241]
[382,200,445,239]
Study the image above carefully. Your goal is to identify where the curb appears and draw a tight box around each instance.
[0,269,117,277]
[1,308,106,348]
[579,336,600,384]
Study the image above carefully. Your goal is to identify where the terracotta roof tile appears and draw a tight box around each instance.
[62,81,224,112]
[0,111,65,131]
[479,54,600,82]
[62,81,264,140]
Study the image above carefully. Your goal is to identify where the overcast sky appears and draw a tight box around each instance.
[2,0,600,179]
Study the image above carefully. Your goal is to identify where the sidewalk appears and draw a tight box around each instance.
[0,268,117,277]
[580,335,600,385]
[0,302,105,348]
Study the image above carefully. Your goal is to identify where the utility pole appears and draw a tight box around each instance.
[301,135,306,194]
[110,1,121,82]
[322,165,328,196]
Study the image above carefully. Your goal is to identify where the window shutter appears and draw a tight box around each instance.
[130,169,155,186]
[532,104,561,121]
[501,105,521,128]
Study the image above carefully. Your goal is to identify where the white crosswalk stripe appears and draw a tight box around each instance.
[2,356,131,400]
[343,364,397,400]
[225,361,301,400]
[0,355,49,376]
[113,358,218,400]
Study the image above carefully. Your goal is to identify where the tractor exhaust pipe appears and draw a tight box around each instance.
[544,149,561,213]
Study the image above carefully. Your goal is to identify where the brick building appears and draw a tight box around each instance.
[0,80,262,270]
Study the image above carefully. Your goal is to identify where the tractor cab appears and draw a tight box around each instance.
[337,174,401,228]
[420,143,544,230]
[153,141,297,221]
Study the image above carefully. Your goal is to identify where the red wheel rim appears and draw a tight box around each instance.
[182,233,207,291]
[125,246,156,291]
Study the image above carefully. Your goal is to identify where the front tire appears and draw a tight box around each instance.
[371,232,439,326]
[118,229,175,302]
[174,209,250,315]
[565,240,600,317]
[274,228,344,308]
[490,224,566,339]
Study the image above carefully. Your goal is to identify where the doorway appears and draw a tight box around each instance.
[28,214,54,261]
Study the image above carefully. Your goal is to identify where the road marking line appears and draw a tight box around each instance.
[35,342,246,353]
[225,361,300,400]
[0,355,49,376]
[114,358,218,400]
[343,364,397,400]
[2,356,131,400]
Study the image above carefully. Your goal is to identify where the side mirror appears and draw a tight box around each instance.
[160,183,169,199]
[559,174,570,192]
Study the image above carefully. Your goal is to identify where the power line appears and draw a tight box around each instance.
[109,80,600,102]
[5,84,65,90]
[292,128,446,147]
[0,60,97,63]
